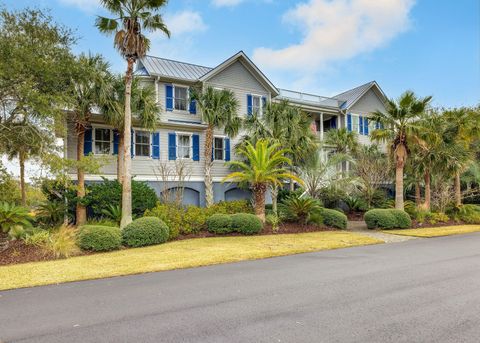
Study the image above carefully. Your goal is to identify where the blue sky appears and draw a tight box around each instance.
[3,0,479,108]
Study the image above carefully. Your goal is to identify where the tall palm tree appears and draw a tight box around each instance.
[192,86,241,207]
[371,91,432,210]
[223,139,301,222]
[101,75,159,182]
[69,54,111,225]
[96,0,170,228]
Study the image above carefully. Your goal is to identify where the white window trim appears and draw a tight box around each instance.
[176,131,193,160]
[92,126,113,156]
[251,93,264,116]
[133,129,152,159]
[213,135,226,161]
[172,84,190,114]
[349,113,364,135]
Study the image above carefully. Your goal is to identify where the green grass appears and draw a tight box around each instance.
[0,231,381,291]
[384,225,480,238]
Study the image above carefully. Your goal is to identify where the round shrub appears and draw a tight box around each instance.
[231,213,263,235]
[206,214,233,234]
[319,208,347,229]
[122,217,169,247]
[78,225,122,252]
[364,209,411,229]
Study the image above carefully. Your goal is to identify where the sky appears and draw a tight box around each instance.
[2,0,479,109]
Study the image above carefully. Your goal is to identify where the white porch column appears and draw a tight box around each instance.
[319,112,324,141]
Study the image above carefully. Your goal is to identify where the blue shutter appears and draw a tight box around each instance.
[225,138,231,161]
[113,130,119,155]
[152,132,160,159]
[347,114,352,132]
[192,134,200,161]
[168,133,176,160]
[262,96,267,110]
[131,129,135,158]
[84,128,92,155]
[247,94,253,116]
[359,116,364,135]
[166,84,173,111]
[189,99,196,114]
[364,118,369,135]
[331,117,337,129]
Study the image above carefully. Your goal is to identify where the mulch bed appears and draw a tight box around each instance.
[411,220,466,229]
[346,212,365,221]
[1,223,334,266]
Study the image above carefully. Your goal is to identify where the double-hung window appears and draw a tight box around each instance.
[177,134,192,159]
[252,95,262,115]
[174,86,188,111]
[351,115,360,134]
[213,137,225,161]
[135,131,150,157]
[94,128,111,155]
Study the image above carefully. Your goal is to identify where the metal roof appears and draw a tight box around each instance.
[139,55,212,81]
[332,81,376,109]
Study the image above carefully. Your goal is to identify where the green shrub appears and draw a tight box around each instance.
[0,202,33,238]
[343,196,368,212]
[206,214,233,234]
[308,213,324,227]
[23,229,50,247]
[454,204,480,224]
[364,209,411,229]
[183,205,208,234]
[280,196,322,224]
[101,204,122,225]
[78,225,122,252]
[36,200,65,228]
[319,208,347,229]
[266,214,281,232]
[86,179,157,219]
[231,213,263,235]
[85,218,118,227]
[421,212,450,225]
[144,203,183,238]
[208,200,253,215]
[122,217,170,248]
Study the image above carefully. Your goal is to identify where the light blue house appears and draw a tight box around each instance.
[66,51,388,206]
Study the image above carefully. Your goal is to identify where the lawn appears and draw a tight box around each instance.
[0,231,381,291]
[384,225,480,238]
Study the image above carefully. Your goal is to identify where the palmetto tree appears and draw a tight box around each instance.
[69,53,111,224]
[371,91,432,210]
[96,0,170,228]
[223,139,301,222]
[192,86,241,207]
[324,128,359,155]
[101,74,158,182]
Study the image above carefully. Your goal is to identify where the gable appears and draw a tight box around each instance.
[349,88,386,114]
[206,60,267,93]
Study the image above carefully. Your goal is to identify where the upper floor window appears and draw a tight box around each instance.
[177,134,192,159]
[214,137,225,160]
[174,86,188,111]
[134,131,150,157]
[252,95,262,115]
[347,113,370,135]
[94,128,111,155]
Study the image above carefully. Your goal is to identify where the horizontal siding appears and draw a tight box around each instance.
[349,88,386,115]
[207,61,267,93]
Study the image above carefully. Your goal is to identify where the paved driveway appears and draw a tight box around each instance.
[2,233,480,342]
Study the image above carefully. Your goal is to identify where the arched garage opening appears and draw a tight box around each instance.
[225,187,251,202]
[160,187,200,207]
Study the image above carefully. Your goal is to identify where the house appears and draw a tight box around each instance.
[65,51,388,207]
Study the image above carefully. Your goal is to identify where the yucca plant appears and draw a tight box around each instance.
[101,204,122,225]
[0,202,33,238]
[280,196,322,224]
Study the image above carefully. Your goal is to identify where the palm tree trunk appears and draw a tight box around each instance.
[253,183,267,223]
[271,184,278,214]
[204,125,214,207]
[455,171,462,207]
[76,130,87,225]
[415,182,421,207]
[424,170,431,211]
[117,133,124,184]
[394,145,406,210]
[19,151,26,206]
[120,58,134,229]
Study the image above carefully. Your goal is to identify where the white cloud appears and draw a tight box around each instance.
[212,0,245,7]
[164,11,208,36]
[253,0,415,72]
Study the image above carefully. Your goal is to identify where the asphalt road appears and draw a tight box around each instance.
[2,234,480,343]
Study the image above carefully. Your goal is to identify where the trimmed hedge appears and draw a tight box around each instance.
[231,213,263,235]
[122,217,170,247]
[364,209,412,229]
[319,208,347,229]
[78,225,122,252]
[206,214,233,234]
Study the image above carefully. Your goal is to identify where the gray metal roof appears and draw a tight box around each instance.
[333,81,375,109]
[139,55,212,81]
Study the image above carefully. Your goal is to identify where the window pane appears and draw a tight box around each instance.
[135,131,149,144]
[94,129,110,154]
[95,128,109,141]
[214,137,223,149]
[175,87,188,111]
[177,135,191,158]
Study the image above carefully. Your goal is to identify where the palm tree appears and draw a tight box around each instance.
[69,54,111,225]
[324,128,358,155]
[101,75,159,182]
[240,100,318,211]
[192,86,241,207]
[96,0,170,228]
[223,139,301,222]
[371,91,432,210]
